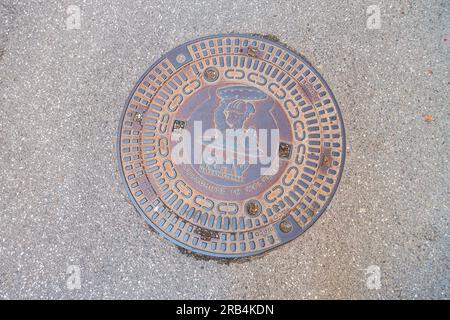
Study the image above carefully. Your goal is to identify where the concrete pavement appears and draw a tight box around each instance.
[0,0,448,299]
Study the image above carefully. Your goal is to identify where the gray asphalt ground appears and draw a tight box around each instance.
[0,0,449,299]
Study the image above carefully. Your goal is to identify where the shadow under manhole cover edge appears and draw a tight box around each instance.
[117,34,346,258]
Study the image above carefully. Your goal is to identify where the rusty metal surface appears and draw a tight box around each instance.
[117,34,345,258]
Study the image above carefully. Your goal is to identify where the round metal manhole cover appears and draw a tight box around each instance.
[117,34,345,258]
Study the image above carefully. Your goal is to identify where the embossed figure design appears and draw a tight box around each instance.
[117,34,346,258]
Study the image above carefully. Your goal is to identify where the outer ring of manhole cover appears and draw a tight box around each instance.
[117,34,346,258]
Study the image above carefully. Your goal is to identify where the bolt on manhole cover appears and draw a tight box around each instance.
[117,34,345,258]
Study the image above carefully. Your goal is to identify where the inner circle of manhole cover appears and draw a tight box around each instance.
[117,34,345,258]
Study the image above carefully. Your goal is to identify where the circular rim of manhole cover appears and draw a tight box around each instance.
[117,34,346,258]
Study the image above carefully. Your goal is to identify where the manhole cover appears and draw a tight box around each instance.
[117,34,345,258]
